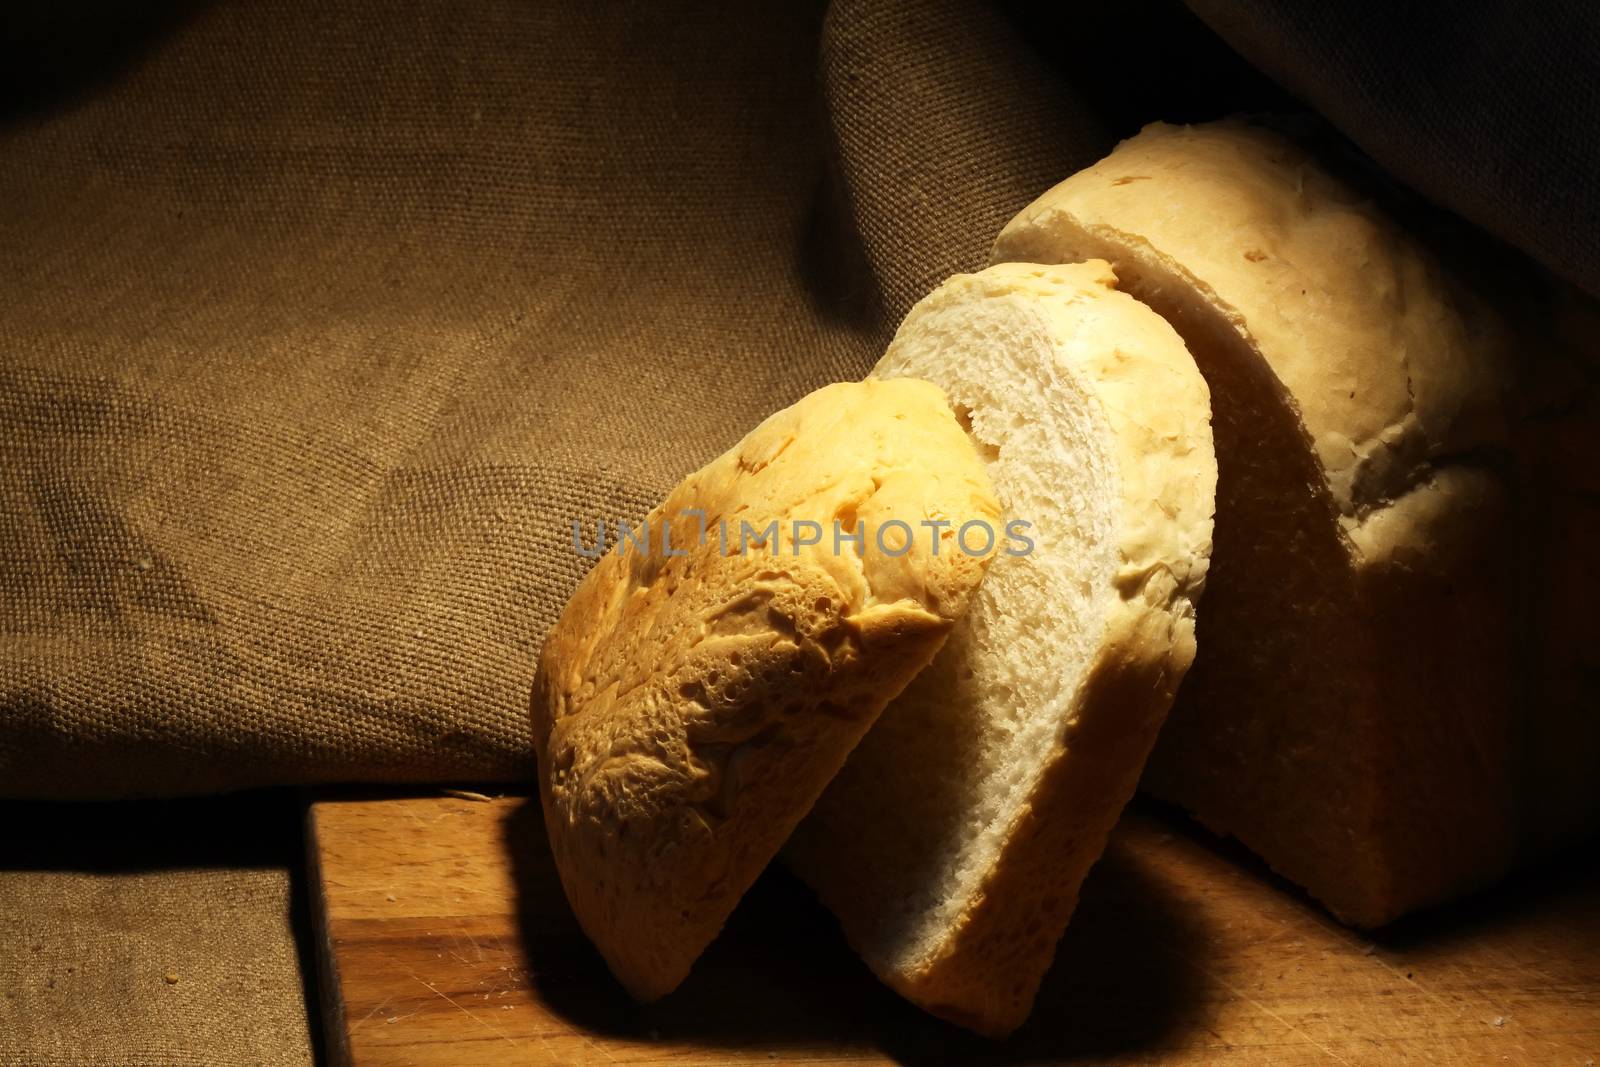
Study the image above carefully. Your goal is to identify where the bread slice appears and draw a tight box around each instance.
[784,261,1216,1036]
[992,120,1520,926]
[532,378,999,1001]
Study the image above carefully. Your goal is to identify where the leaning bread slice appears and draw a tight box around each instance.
[785,262,1216,1036]
[532,378,999,1001]
[992,120,1519,927]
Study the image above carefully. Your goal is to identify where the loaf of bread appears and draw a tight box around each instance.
[532,378,999,1000]
[535,118,1592,1027]
[785,262,1216,1035]
[992,120,1539,926]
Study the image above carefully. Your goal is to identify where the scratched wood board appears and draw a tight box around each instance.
[307,793,1600,1065]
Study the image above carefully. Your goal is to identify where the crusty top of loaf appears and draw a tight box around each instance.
[994,121,1510,539]
[532,378,998,1000]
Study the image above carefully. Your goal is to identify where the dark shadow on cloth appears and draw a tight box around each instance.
[798,162,889,336]
[1000,0,1297,137]
[0,1,212,123]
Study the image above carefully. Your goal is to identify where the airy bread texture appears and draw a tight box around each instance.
[532,378,999,1001]
[993,120,1520,926]
[785,261,1217,1036]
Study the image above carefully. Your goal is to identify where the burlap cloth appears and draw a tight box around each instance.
[1,0,1593,1062]
[1,792,315,1067]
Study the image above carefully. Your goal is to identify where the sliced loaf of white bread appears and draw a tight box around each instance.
[991,120,1538,927]
[784,260,1216,1036]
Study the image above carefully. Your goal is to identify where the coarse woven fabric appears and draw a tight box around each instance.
[10,0,1588,801]
[0,0,1124,799]
[0,792,315,1067]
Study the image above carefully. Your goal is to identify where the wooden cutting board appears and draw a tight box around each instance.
[308,792,1600,1066]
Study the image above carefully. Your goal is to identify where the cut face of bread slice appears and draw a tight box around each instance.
[532,378,999,1001]
[785,261,1216,1036]
[992,120,1518,926]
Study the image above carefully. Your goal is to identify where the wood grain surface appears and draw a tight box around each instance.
[308,792,1600,1065]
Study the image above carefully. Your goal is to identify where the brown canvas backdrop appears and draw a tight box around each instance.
[1,0,1596,1063]
[7,0,1592,803]
[0,0,1118,800]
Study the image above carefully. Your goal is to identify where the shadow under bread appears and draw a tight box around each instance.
[504,794,1204,1058]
